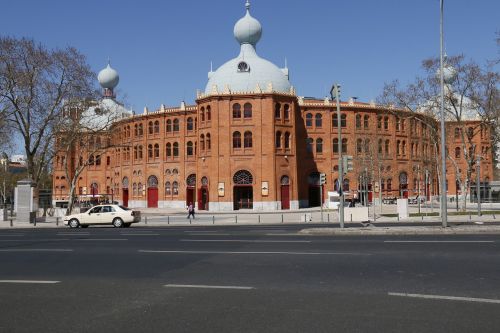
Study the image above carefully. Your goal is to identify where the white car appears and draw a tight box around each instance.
[64,205,141,228]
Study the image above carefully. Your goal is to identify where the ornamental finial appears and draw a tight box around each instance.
[245,0,250,12]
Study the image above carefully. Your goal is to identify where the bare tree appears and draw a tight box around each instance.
[0,36,97,184]
[379,55,499,209]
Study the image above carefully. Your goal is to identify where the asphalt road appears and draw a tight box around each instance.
[1,225,499,332]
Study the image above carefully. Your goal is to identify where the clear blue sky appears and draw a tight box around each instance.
[1,0,498,112]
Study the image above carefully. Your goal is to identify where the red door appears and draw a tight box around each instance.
[186,188,195,207]
[198,187,209,210]
[122,189,129,207]
[147,188,158,208]
[281,185,290,210]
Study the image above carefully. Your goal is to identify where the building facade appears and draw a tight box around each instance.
[52,2,495,211]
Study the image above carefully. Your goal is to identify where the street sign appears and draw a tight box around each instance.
[320,173,327,185]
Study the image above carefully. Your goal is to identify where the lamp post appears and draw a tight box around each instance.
[476,155,481,216]
[439,0,448,228]
[330,84,344,228]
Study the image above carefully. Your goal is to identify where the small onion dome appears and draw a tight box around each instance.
[436,64,457,84]
[98,64,119,89]
[234,1,262,46]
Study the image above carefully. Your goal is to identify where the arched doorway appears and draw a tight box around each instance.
[308,172,321,207]
[399,172,409,198]
[147,176,159,208]
[186,174,196,207]
[199,177,209,211]
[280,176,290,210]
[233,170,253,210]
[122,177,129,207]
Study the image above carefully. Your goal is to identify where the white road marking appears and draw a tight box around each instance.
[139,250,369,256]
[186,233,231,236]
[120,233,160,236]
[0,280,60,284]
[0,234,24,237]
[183,231,218,233]
[388,292,500,304]
[180,239,311,243]
[0,239,70,242]
[0,249,73,252]
[164,284,254,290]
[75,239,128,241]
[57,232,90,236]
[384,241,495,243]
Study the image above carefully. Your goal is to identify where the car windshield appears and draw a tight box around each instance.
[119,205,131,211]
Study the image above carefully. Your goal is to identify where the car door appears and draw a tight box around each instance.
[87,206,104,224]
[100,206,116,224]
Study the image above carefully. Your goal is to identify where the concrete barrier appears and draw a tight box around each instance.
[344,207,369,222]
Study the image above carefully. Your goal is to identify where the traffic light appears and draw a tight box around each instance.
[319,173,327,185]
[342,155,354,173]
[330,84,341,100]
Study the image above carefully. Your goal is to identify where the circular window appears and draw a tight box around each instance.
[237,61,249,72]
[233,170,253,185]
[186,174,196,187]
[201,177,209,186]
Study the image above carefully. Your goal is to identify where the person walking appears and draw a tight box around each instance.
[187,202,195,219]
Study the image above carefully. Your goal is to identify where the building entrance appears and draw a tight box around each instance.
[308,172,321,207]
[281,176,290,210]
[122,189,129,207]
[234,186,253,210]
[147,176,159,208]
[199,187,209,210]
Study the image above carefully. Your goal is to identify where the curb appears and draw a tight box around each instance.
[299,227,500,236]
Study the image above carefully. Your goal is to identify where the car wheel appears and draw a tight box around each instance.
[124,223,131,228]
[113,218,124,228]
[69,219,80,228]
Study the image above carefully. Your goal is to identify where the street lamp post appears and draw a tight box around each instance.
[439,0,448,228]
[476,155,481,216]
[330,84,344,228]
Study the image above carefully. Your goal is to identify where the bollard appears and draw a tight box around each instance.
[304,214,307,223]
[167,216,170,224]
[281,214,284,224]
[33,215,36,227]
[56,217,59,226]
[494,214,496,220]
[145,216,148,225]
[397,215,399,222]
[235,215,238,224]
[327,213,330,223]
[189,218,192,225]
[350,214,353,222]
[258,215,261,224]
[421,215,424,222]
[10,218,13,227]
[212,215,215,225]
[469,213,471,222]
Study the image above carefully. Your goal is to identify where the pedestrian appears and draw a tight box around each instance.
[187,202,195,219]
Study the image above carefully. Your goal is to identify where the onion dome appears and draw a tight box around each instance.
[98,63,119,89]
[234,1,262,46]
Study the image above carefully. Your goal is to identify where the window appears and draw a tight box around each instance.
[244,131,253,148]
[342,139,347,153]
[187,141,194,156]
[341,114,347,128]
[106,156,111,166]
[316,138,323,153]
[378,139,383,155]
[237,61,249,72]
[387,179,392,191]
[275,103,281,119]
[173,143,179,157]
[385,140,390,155]
[244,103,252,118]
[333,138,339,153]
[233,104,241,118]
[148,144,153,159]
[284,132,291,149]
[138,124,144,136]
[154,121,160,134]
[332,114,339,128]
[397,140,401,155]
[206,106,211,121]
[187,117,194,131]
[356,114,361,129]
[306,113,313,127]
[154,144,160,158]
[166,120,172,133]
[200,107,205,122]
[284,104,290,120]
[166,143,172,158]
[173,119,180,132]
[165,182,171,195]
[402,141,406,155]
[377,116,382,129]
[315,114,322,128]
[138,145,143,159]
[148,121,154,135]
[396,117,401,131]
[200,134,205,151]
[233,132,242,148]
[357,139,363,154]
[364,115,369,129]
[467,127,474,139]
[172,182,179,195]
[134,124,139,136]
[384,117,389,130]
[364,139,370,154]
[234,170,253,185]
[206,133,211,150]
[306,138,313,153]
[401,119,406,131]
[276,131,282,148]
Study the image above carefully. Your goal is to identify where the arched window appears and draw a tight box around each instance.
[166,143,172,158]
[187,117,194,131]
[154,144,160,158]
[186,174,196,187]
[276,131,282,148]
[364,139,370,153]
[333,138,339,153]
[378,139,383,155]
[377,116,382,129]
[467,127,474,139]
[316,138,323,153]
[89,154,95,165]
[172,142,179,157]
[397,140,401,155]
[343,179,350,191]
[166,119,172,133]
[356,114,361,129]
[200,134,205,151]
[357,139,363,154]
[148,121,154,135]
[384,116,389,130]
[387,179,392,191]
[148,176,158,188]
[244,131,253,148]
[173,119,180,132]
[154,121,160,134]
[133,183,137,196]
[342,139,347,153]
[381,179,385,191]
[148,144,153,159]
[187,141,194,156]
[172,168,178,175]
[201,177,209,186]
[402,141,407,155]
[281,176,290,185]
[332,114,339,128]
[401,119,406,131]
[200,107,205,122]
[206,133,211,150]
[244,103,252,118]
[385,140,390,155]
[206,106,211,121]
[284,132,291,149]
[364,115,369,129]
[306,138,314,153]
[233,170,253,185]
[172,182,179,195]
[341,114,347,128]
[306,113,313,127]
[284,104,290,120]
[138,145,143,159]
[275,103,281,118]
[315,114,322,128]
[233,132,242,148]
[138,123,144,135]
[396,117,401,131]
[165,182,171,195]
[134,124,138,136]
[233,103,241,118]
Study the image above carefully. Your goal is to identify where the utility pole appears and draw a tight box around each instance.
[417,165,421,214]
[330,84,344,228]
[476,155,481,216]
[439,0,448,228]
[1,153,7,221]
